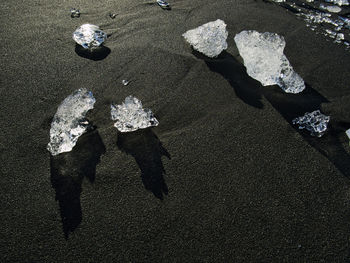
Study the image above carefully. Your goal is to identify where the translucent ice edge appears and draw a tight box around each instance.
[182,19,228,58]
[111,96,159,133]
[292,110,330,137]
[47,88,96,156]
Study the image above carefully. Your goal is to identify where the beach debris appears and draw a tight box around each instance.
[292,110,330,137]
[73,24,107,49]
[182,19,228,58]
[234,30,305,93]
[111,96,159,132]
[109,13,117,19]
[157,0,170,9]
[122,79,130,86]
[47,89,96,156]
[346,129,350,145]
[70,8,80,18]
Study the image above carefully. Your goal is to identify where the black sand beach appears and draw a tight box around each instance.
[1,0,350,261]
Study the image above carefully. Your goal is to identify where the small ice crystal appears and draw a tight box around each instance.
[70,8,80,18]
[157,0,170,9]
[182,19,228,58]
[292,110,330,137]
[73,24,107,49]
[111,96,159,132]
[109,13,117,19]
[234,30,305,93]
[336,33,345,42]
[47,89,96,156]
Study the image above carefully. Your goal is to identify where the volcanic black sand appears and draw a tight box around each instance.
[1,0,350,262]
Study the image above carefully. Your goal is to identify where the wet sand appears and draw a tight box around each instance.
[1,0,350,261]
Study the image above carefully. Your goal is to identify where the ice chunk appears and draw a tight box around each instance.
[346,129,350,144]
[122,79,129,86]
[70,8,80,18]
[182,19,228,58]
[292,110,330,137]
[47,89,96,156]
[234,30,305,93]
[324,0,349,6]
[109,13,117,19]
[157,0,170,9]
[111,96,159,132]
[320,4,342,13]
[73,24,107,49]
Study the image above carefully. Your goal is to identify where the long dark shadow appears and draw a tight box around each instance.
[117,128,171,200]
[198,50,350,178]
[262,85,350,178]
[193,50,264,109]
[75,44,111,61]
[50,127,106,239]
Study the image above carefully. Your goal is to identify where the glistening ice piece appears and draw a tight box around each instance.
[73,24,107,49]
[111,96,159,132]
[157,0,170,9]
[47,89,96,156]
[234,30,305,93]
[292,110,330,137]
[182,19,228,58]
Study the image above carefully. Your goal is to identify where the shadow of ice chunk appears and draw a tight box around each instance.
[111,96,159,132]
[234,30,305,93]
[47,89,96,156]
[292,110,330,137]
[182,19,228,58]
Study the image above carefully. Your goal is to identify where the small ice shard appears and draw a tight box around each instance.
[292,110,330,137]
[157,0,170,9]
[47,89,96,156]
[73,24,107,49]
[234,30,305,93]
[122,79,129,86]
[111,96,159,132]
[70,8,80,18]
[182,19,228,58]
[346,129,350,145]
[109,13,117,19]
[335,33,345,43]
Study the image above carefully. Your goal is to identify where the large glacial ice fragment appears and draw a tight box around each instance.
[182,19,228,58]
[47,89,96,156]
[292,110,330,137]
[111,96,159,132]
[234,30,305,93]
[73,24,107,49]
